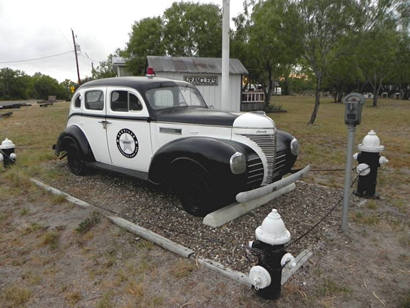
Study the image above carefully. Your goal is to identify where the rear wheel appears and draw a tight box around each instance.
[66,142,88,176]
[173,164,214,217]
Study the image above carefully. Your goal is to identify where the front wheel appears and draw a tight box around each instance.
[66,142,88,176]
[173,165,214,217]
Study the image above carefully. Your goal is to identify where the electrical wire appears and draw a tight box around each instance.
[0,51,73,64]
[285,166,367,248]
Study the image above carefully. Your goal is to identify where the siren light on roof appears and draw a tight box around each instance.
[146,67,155,77]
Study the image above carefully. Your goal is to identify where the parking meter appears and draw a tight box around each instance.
[343,93,365,126]
[342,92,365,232]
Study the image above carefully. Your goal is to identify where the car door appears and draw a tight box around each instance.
[80,88,111,164]
[105,87,152,173]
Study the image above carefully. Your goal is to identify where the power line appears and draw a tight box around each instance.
[0,51,73,64]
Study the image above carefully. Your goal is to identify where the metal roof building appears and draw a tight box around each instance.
[146,56,248,75]
[147,56,247,112]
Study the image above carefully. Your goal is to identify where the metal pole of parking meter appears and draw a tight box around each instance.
[341,93,364,232]
[342,125,355,232]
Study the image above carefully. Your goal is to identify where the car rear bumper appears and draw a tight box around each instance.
[236,165,310,203]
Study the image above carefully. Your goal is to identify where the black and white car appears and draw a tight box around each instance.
[55,76,306,216]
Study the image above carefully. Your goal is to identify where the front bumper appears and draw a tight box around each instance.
[236,165,310,203]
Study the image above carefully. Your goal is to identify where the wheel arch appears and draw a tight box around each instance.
[55,125,95,162]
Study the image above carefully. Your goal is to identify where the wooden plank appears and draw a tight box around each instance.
[281,249,313,285]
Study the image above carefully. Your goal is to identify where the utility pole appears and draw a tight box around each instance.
[71,29,81,85]
[221,0,230,111]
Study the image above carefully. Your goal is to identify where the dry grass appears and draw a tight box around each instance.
[169,259,196,279]
[1,285,32,306]
[270,96,410,205]
[41,231,60,249]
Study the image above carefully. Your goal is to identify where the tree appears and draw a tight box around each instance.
[163,2,222,57]
[92,54,117,79]
[357,26,399,106]
[391,33,410,99]
[31,73,66,100]
[353,0,402,106]
[124,17,165,75]
[324,37,364,103]
[298,0,355,124]
[248,0,303,109]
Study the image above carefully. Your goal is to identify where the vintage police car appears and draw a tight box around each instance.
[55,76,304,216]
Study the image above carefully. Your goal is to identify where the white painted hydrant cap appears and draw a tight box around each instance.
[358,130,384,153]
[0,138,15,150]
[255,209,291,245]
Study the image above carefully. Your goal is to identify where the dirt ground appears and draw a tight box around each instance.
[0,100,409,307]
[1,170,409,307]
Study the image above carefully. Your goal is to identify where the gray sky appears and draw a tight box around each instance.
[0,0,243,82]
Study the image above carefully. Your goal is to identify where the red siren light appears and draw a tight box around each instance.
[146,67,155,77]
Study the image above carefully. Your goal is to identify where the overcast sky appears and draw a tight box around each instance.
[0,0,243,82]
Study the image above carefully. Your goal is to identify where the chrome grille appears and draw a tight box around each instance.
[242,133,276,184]
[246,156,264,189]
[272,149,288,180]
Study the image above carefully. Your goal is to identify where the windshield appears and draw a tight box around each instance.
[145,86,207,110]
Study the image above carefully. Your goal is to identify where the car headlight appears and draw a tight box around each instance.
[290,138,299,156]
[230,152,246,174]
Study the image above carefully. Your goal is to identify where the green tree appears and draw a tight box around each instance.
[248,0,303,109]
[124,17,165,75]
[324,37,364,103]
[31,73,66,100]
[357,26,399,106]
[91,54,117,79]
[163,2,222,57]
[0,68,32,99]
[298,0,355,124]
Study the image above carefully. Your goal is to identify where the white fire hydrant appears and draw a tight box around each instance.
[0,138,16,168]
[248,209,296,299]
[353,130,388,198]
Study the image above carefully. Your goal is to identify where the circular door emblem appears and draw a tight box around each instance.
[116,128,139,158]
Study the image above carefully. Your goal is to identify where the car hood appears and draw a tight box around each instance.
[154,107,240,126]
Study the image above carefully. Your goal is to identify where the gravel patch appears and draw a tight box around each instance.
[44,161,351,272]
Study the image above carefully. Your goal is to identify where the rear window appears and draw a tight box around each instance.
[85,90,104,111]
[111,90,142,112]
[73,94,81,108]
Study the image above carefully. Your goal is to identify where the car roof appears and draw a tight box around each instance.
[78,76,192,92]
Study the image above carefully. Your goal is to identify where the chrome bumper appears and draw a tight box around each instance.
[236,165,310,203]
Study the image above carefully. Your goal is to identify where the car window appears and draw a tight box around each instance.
[73,94,81,108]
[145,86,207,110]
[111,90,143,112]
[129,93,142,111]
[152,89,173,109]
[85,90,104,111]
[179,87,202,106]
[111,91,128,112]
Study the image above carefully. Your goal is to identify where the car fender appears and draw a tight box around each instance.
[55,125,95,161]
[149,137,255,190]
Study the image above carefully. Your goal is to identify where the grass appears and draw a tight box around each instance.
[75,211,101,234]
[316,278,352,297]
[1,285,32,306]
[351,211,380,226]
[169,259,196,279]
[41,231,60,249]
[270,96,410,205]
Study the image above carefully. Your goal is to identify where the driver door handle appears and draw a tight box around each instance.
[98,120,111,129]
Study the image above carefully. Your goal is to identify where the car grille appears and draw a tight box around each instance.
[245,155,264,189]
[242,133,276,184]
[272,149,288,180]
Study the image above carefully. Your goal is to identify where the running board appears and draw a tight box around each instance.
[86,161,149,181]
